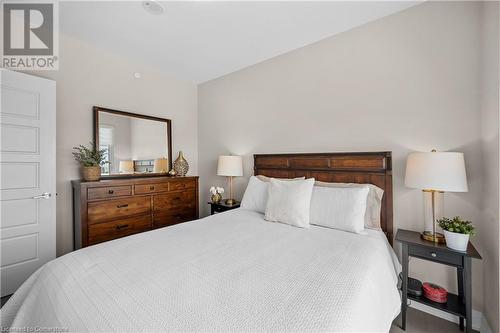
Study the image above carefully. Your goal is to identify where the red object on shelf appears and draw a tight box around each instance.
[423,282,448,303]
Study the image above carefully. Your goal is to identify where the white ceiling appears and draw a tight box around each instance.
[60,1,420,83]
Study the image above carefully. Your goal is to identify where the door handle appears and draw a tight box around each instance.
[33,192,52,200]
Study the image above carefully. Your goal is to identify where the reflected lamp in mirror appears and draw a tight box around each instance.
[404,150,468,243]
[119,160,134,174]
[217,155,243,206]
[154,158,168,173]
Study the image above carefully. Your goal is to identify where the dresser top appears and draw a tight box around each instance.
[72,175,198,188]
[395,229,481,259]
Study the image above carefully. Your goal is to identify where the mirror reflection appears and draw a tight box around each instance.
[95,108,171,176]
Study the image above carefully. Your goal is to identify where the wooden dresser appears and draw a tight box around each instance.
[72,176,199,249]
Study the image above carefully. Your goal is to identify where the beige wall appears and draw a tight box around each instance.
[31,34,198,256]
[199,1,488,315]
[479,2,500,332]
[130,118,168,161]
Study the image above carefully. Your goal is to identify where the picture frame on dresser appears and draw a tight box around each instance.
[72,176,199,249]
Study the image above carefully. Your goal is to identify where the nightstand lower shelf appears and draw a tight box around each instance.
[408,292,465,317]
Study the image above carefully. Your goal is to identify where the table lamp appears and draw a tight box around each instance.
[217,155,243,205]
[153,158,168,173]
[405,150,468,243]
[119,160,134,174]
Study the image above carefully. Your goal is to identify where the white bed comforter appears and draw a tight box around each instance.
[1,209,401,332]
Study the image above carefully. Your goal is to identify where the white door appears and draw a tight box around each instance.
[0,69,56,297]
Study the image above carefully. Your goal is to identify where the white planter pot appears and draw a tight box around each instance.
[443,230,470,252]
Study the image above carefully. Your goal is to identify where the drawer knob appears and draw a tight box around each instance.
[150,186,155,190]
[116,224,129,230]
[116,204,129,208]
[108,190,114,194]
[431,252,437,258]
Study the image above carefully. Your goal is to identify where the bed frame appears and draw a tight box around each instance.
[253,152,393,244]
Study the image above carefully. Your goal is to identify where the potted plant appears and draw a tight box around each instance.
[209,186,224,203]
[437,216,475,251]
[72,143,108,181]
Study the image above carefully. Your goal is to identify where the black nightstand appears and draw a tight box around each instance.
[396,229,481,333]
[208,201,240,215]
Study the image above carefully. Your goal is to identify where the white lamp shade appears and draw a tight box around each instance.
[405,151,468,192]
[217,155,243,177]
[153,158,168,173]
[119,160,134,174]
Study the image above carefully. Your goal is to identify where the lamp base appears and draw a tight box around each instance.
[421,231,446,244]
[225,198,237,206]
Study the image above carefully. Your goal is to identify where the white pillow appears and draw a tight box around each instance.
[310,186,370,233]
[264,178,315,228]
[241,176,306,213]
[315,181,384,230]
[240,176,268,213]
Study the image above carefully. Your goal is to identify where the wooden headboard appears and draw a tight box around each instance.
[254,152,393,244]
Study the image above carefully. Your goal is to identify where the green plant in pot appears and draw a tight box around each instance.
[437,216,475,252]
[72,143,108,181]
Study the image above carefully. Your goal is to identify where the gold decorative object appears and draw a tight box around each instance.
[173,151,189,176]
[82,166,101,182]
[168,169,177,176]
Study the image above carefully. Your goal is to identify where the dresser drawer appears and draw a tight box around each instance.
[409,246,463,267]
[153,191,196,211]
[169,179,196,191]
[153,208,197,228]
[88,186,132,200]
[134,183,169,195]
[88,197,151,224]
[88,215,151,245]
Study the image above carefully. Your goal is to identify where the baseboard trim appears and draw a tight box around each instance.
[481,316,493,333]
[409,301,491,332]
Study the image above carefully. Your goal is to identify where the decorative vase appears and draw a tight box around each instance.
[173,151,189,176]
[82,166,101,181]
[443,230,470,252]
[211,193,222,204]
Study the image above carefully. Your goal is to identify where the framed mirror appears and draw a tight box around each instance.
[93,106,172,178]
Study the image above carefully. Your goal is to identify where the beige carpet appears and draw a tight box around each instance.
[391,308,478,333]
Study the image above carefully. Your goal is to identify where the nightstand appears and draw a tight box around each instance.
[208,201,240,215]
[396,229,481,333]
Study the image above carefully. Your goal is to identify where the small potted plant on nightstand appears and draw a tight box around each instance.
[437,216,475,251]
[72,143,108,181]
[209,186,224,204]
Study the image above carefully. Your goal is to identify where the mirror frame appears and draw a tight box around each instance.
[93,106,172,178]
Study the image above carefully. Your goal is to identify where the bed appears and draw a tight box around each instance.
[1,152,401,332]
